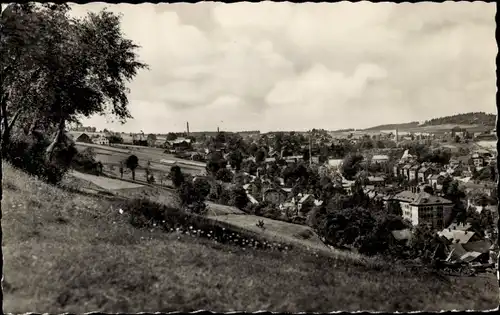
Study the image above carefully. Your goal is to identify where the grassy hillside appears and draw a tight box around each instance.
[2,162,498,313]
[364,122,420,131]
[364,112,496,132]
[422,112,496,127]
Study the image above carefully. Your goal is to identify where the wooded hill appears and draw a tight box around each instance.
[364,112,496,131]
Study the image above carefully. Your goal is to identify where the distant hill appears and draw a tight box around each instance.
[420,112,496,127]
[364,112,496,131]
[364,122,420,131]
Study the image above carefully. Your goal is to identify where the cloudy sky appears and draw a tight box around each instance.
[70,1,496,133]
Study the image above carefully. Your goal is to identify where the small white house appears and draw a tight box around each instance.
[96,135,109,145]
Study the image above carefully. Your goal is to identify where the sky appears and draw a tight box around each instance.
[69,1,497,133]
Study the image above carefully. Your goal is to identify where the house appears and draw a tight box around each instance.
[417,167,432,183]
[165,138,191,152]
[438,228,480,244]
[297,194,315,213]
[68,132,93,144]
[402,164,413,180]
[461,181,496,197]
[393,164,404,177]
[262,188,288,205]
[428,174,445,191]
[264,157,276,164]
[371,154,390,164]
[367,176,385,186]
[327,159,343,170]
[409,164,421,181]
[285,155,303,163]
[130,134,147,146]
[392,189,454,229]
[279,201,297,216]
[95,135,109,146]
[471,153,485,168]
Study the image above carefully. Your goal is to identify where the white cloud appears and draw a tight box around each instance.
[69,2,496,133]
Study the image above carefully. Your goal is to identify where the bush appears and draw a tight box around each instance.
[178,181,207,215]
[216,168,233,183]
[229,186,249,209]
[5,132,77,184]
[170,165,185,187]
[71,147,101,175]
[193,177,211,198]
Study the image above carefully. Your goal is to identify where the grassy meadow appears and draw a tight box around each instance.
[2,162,498,313]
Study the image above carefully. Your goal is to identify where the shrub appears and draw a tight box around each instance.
[125,154,139,180]
[229,186,249,209]
[170,165,185,188]
[193,177,211,199]
[178,181,207,215]
[71,147,101,175]
[5,131,77,184]
[216,168,233,183]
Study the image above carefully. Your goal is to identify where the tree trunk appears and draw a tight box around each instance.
[1,3,5,311]
[46,117,66,162]
[0,93,4,315]
[132,169,135,181]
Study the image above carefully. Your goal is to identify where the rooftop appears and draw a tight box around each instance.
[393,190,453,206]
[438,229,476,244]
[372,155,389,160]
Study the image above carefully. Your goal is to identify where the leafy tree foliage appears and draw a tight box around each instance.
[125,155,139,180]
[193,177,211,199]
[170,165,184,188]
[0,3,146,190]
[255,148,266,164]
[341,153,364,180]
[206,151,227,176]
[230,186,249,209]
[228,149,243,171]
[166,132,177,141]
[178,180,207,214]
[216,168,233,183]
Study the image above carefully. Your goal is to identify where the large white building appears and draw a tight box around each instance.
[393,189,454,230]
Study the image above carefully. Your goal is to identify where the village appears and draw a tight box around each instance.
[67,121,498,275]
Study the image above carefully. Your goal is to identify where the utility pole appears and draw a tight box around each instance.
[309,130,312,167]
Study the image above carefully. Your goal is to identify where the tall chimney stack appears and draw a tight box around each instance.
[217,126,220,133]
[186,121,190,136]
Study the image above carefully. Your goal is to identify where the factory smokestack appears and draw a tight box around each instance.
[186,121,190,136]
[217,126,220,133]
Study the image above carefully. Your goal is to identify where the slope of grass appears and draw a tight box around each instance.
[2,162,498,313]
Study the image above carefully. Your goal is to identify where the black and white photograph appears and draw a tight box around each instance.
[0,1,498,313]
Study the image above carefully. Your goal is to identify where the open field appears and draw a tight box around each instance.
[2,162,498,312]
[70,170,144,190]
[75,142,205,176]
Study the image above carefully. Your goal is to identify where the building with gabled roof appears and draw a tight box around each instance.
[371,154,390,164]
[392,189,453,229]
